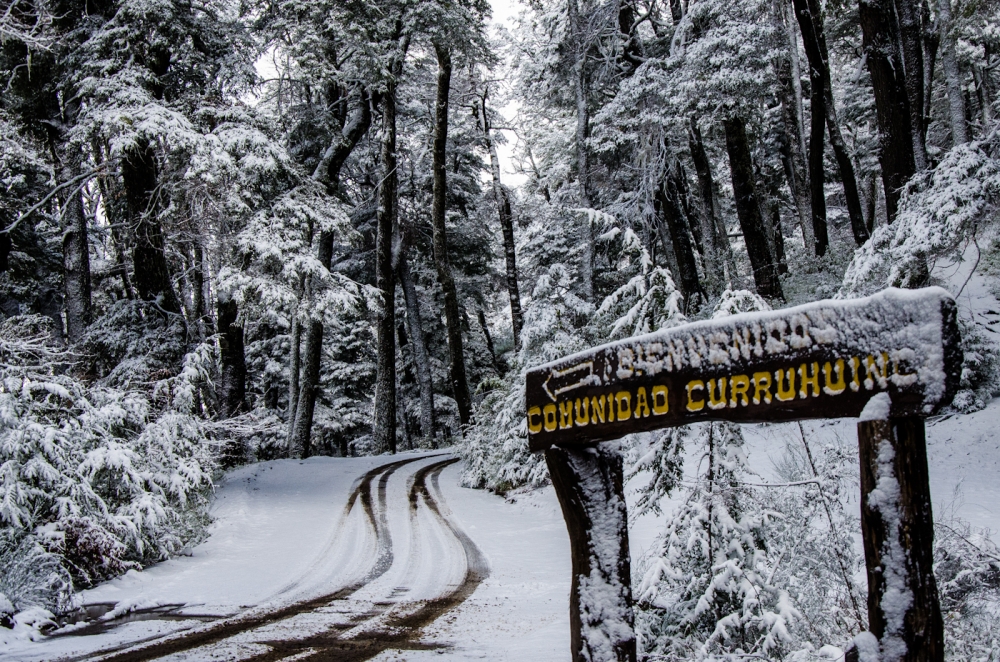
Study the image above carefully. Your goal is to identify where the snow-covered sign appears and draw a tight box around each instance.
[526,287,961,450]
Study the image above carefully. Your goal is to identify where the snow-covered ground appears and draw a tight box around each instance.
[3,397,998,661]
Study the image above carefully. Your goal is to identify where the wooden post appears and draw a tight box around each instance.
[545,444,636,662]
[857,417,944,662]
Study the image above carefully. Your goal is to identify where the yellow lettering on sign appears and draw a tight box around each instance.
[635,387,651,418]
[752,371,772,405]
[823,359,846,395]
[615,391,632,420]
[527,406,542,434]
[574,398,590,426]
[707,378,727,410]
[686,380,705,412]
[849,356,862,392]
[652,385,669,415]
[865,353,889,390]
[799,362,820,398]
[592,395,606,423]
[729,374,750,407]
[775,368,796,401]
[543,404,557,432]
[559,401,573,429]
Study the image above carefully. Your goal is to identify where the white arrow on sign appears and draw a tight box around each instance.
[543,361,595,402]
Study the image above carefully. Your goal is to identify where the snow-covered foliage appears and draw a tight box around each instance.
[0,316,215,612]
[461,264,593,492]
[842,133,1000,296]
[636,423,803,659]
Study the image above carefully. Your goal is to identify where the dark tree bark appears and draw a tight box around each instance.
[568,0,595,300]
[687,118,733,291]
[288,88,374,458]
[774,32,817,252]
[59,150,92,342]
[373,40,407,454]
[894,0,928,170]
[858,418,944,662]
[479,93,524,349]
[430,44,472,428]
[859,0,918,222]
[216,291,247,418]
[654,157,704,307]
[617,0,643,76]
[938,0,969,145]
[398,238,436,444]
[546,444,636,662]
[122,143,182,315]
[723,117,784,300]
[792,0,830,256]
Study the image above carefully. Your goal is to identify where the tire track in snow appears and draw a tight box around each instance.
[70,454,434,662]
[236,457,489,662]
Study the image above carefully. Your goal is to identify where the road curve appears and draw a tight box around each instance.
[55,453,488,662]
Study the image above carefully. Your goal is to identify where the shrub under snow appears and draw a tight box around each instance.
[0,316,215,616]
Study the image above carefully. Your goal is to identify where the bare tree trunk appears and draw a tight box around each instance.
[290,88,374,457]
[773,6,816,252]
[374,44,405,454]
[894,0,928,170]
[59,151,92,343]
[286,314,301,444]
[687,118,734,290]
[431,44,472,428]
[217,291,247,418]
[791,0,868,245]
[398,245,436,445]
[938,0,969,145]
[785,0,809,160]
[655,156,704,308]
[859,0,917,222]
[479,93,524,349]
[122,144,182,315]
[568,0,595,301]
[723,116,784,300]
[792,0,829,256]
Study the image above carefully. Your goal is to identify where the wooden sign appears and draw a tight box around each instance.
[526,287,961,451]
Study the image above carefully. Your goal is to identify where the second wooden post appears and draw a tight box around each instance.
[545,443,636,662]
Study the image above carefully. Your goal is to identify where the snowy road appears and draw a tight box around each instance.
[2,452,571,662]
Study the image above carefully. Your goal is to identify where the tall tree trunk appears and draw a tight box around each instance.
[286,312,300,443]
[191,241,208,340]
[773,5,817,252]
[793,0,830,256]
[374,41,407,454]
[655,156,704,308]
[568,0,595,301]
[938,0,969,145]
[217,291,247,418]
[431,44,472,428]
[859,0,917,222]
[723,117,784,300]
[792,0,868,245]
[398,249,436,445]
[785,0,809,160]
[687,118,734,290]
[894,0,928,170]
[59,148,92,342]
[289,88,374,457]
[922,4,939,133]
[122,144,181,315]
[480,94,524,349]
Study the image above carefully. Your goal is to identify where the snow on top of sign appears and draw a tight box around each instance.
[531,287,955,409]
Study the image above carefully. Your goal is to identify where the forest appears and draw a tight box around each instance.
[2,0,1000,658]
